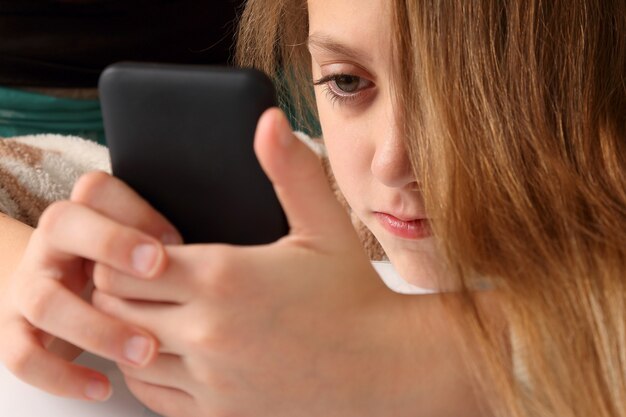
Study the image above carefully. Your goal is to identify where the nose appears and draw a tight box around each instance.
[370,129,417,189]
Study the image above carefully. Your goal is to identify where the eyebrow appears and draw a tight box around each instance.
[307,33,372,63]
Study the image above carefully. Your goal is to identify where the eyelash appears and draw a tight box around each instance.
[313,74,372,106]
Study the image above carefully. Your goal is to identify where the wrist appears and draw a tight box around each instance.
[351,288,486,417]
[0,214,32,292]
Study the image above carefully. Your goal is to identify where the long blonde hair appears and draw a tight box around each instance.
[236,1,626,416]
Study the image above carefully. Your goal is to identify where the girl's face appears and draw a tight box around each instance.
[308,0,445,288]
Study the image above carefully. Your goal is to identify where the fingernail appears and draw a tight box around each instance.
[277,112,294,147]
[85,379,111,401]
[124,335,153,366]
[131,244,160,275]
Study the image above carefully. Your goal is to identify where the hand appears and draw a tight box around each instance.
[89,109,443,417]
[0,172,182,401]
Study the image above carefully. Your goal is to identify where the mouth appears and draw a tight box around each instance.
[374,212,432,240]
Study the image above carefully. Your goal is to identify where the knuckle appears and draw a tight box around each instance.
[37,201,74,234]
[201,246,240,299]
[126,378,187,417]
[92,264,115,293]
[194,367,236,396]
[4,342,37,378]
[96,227,127,260]
[184,326,214,352]
[21,279,57,324]
[91,289,116,316]
[71,171,111,203]
[207,246,234,275]
[184,319,232,354]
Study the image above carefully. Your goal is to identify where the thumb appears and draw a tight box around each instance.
[254,108,355,240]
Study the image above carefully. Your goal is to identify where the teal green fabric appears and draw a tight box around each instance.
[0,86,105,144]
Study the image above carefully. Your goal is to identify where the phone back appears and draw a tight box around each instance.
[99,62,288,244]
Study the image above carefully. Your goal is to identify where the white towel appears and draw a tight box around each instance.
[0,135,110,226]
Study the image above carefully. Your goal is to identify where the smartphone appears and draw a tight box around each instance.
[98,62,288,244]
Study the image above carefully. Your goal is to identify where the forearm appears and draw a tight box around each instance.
[0,213,33,292]
[364,291,494,417]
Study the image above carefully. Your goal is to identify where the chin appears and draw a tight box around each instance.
[382,242,446,290]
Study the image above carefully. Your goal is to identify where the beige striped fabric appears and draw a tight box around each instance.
[0,135,110,226]
[0,133,384,259]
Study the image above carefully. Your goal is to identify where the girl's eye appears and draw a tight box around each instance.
[313,73,374,105]
[333,75,361,93]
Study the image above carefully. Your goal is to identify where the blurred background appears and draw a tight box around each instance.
[0,0,244,143]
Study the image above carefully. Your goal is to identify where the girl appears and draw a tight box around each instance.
[1,0,625,416]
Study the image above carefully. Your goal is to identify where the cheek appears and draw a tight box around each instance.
[315,98,372,209]
[326,138,359,198]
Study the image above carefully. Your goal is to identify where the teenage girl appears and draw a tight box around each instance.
[1,1,624,416]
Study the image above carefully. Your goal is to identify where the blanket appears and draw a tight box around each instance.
[0,135,109,226]
[0,134,384,259]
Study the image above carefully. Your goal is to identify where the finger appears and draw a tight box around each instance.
[33,201,167,279]
[93,246,194,304]
[92,290,184,353]
[125,376,195,417]
[1,320,112,401]
[16,276,158,368]
[117,353,190,393]
[71,171,183,245]
[253,109,356,241]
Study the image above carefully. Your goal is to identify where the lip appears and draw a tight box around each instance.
[374,212,432,240]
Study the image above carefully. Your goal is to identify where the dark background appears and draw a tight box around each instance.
[0,0,244,87]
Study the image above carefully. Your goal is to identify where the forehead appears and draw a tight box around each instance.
[307,0,391,60]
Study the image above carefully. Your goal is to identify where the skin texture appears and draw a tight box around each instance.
[0,175,181,400]
[0,0,486,415]
[0,109,483,416]
[0,214,32,290]
[90,111,482,416]
[309,0,446,289]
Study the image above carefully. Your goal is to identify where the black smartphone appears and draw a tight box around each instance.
[98,62,288,244]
